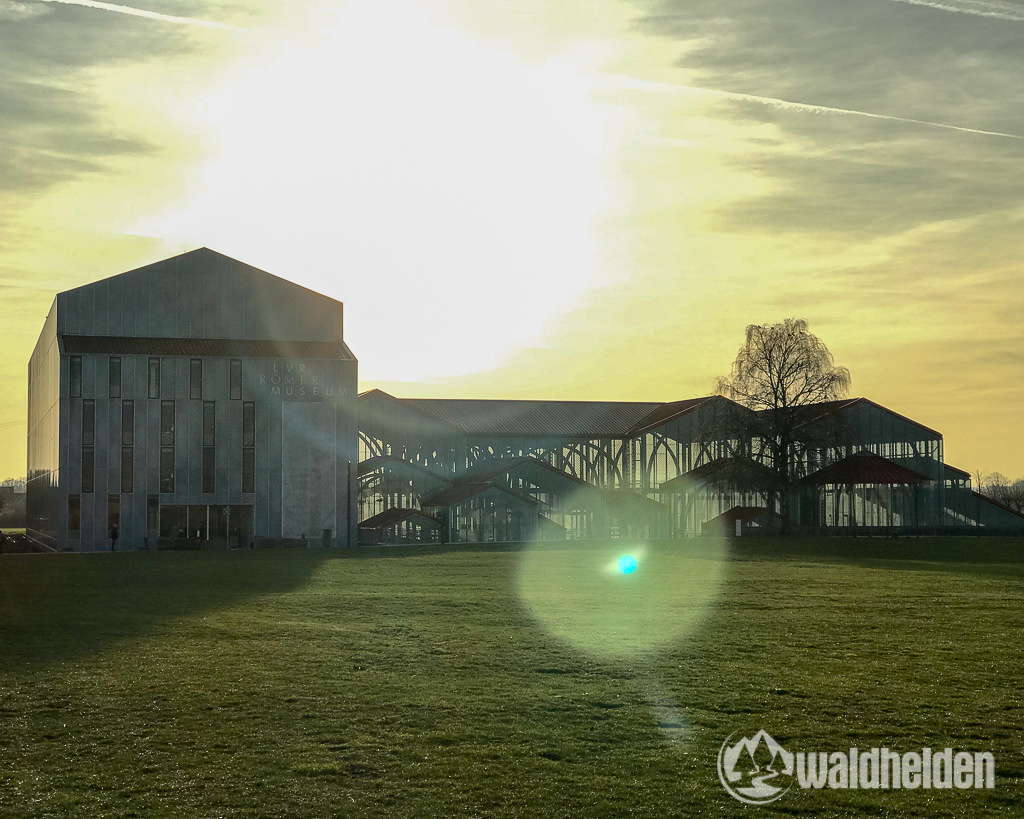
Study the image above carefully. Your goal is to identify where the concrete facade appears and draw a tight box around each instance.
[27,248,358,551]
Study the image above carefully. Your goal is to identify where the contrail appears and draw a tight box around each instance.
[886,0,1024,22]
[606,75,1024,141]
[39,0,242,30]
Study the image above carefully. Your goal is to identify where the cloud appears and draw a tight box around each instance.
[885,0,1024,21]
[607,74,1024,141]
[0,73,156,194]
[39,0,243,30]
[632,0,1024,137]
[0,1,48,19]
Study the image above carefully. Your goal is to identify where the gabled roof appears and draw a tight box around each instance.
[357,456,452,489]
[784,397,941,439]
[360,390,727,439]
[630,396,725,435]
[462,456,596,492]
[358,389,464,437]
[706,506,781,526]
[601,490,667,513]
[402,397,664,437]
[422,482,538,508]
[659,457,775,492]
[800,451,933,486]
[944,463,971,481]
[358,507,442,530]
[56,248,347,345]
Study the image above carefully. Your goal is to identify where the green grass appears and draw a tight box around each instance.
[1,538,1023,818]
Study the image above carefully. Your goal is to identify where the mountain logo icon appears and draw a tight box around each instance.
[717,729,795,805]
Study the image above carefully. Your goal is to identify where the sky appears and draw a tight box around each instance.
[1,0,1022,481]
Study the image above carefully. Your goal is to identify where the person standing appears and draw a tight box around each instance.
[110,523,119,552]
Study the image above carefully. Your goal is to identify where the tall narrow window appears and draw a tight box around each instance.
[70,355,82,398]
[160,447,174,493]
[202,402,216,447]
[160,399,175,493]
[68,495,81,535]
[242,448,255,495]
[147,496,159,532]
[121,447,134,493]
[82,399,94,493]
[121,400,134,446]
[82,448,95,494]
[202,447,216,494]
[82,400,95,446]
[242,401,255,494]
[108,495,120,538]
[190,359,202,400]
[202,401,216,494]
[230,359,242,400]
[109,356,121,398]
[160,401,175,446]
[148,357,160,399]
[242,401,255,447]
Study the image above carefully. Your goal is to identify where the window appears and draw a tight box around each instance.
[230,359,242,400]
[82,399,94,494]
[109,356,121,398]
[82,448,94,494]
[242,447,255,495]
[70,356,82,397]
[68,495,81,535]
[202,447,216,494]
[148,358,160,399]
[202,402,216,447]
[108,495,120,534]
[190,359,202,400]
[82,400,95,446]
[121,447,134,493]
[202,401,216,493]
[121,400,134,446]
[242,401,255,447]
[160,447,175,493]
[160,401,175,446]
[242,401,255,494]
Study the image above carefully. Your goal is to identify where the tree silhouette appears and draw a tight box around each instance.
[715,318,851,531]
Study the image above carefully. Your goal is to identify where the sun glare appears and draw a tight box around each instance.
[131,1,612,381]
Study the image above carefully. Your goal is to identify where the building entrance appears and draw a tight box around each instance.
[154,504,253,548]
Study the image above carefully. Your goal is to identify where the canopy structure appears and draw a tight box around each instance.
[801,450,933,487]
[356,389,1024,542]
[800,451,934,529]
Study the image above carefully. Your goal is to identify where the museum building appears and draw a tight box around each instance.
[26,248,358,551]
[28,248,1024,550]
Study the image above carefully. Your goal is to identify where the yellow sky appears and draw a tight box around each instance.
[2,0,1022,481]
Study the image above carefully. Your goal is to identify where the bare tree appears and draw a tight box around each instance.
[972,469,988,492]
[1006,480,1024,513]
[714,318,851,530]
[984,472,1010,504]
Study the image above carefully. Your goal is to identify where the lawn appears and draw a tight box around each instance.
[1,537,1022,818]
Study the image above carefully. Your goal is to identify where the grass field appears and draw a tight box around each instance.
[1,537,1023,818]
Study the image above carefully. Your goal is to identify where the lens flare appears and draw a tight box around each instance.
[517,539,727,661]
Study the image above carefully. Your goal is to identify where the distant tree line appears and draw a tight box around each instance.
[974,472,1024,514]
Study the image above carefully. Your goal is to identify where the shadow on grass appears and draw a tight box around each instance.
[0,549,331,668]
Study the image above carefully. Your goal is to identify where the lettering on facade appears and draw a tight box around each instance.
[257,362,348,400]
